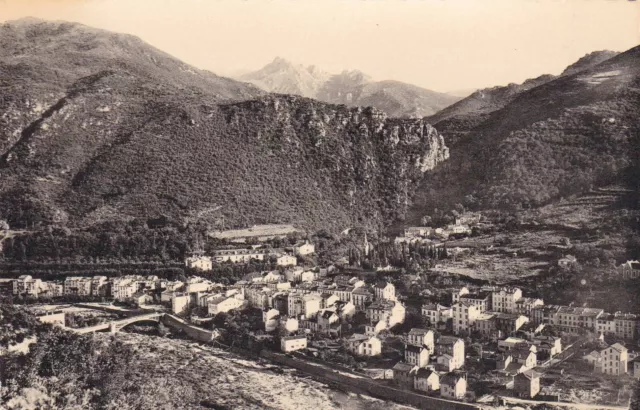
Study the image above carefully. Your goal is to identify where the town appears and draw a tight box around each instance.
[5,221,640,409]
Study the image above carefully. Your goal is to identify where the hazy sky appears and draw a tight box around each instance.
[1,0,639,92]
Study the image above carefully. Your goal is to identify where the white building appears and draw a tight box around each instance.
[281,335,307,352]
[276,254,297,267]
[422,303,452,324]
[13,275,42,297]
[208,296,243,315]
[374,281,396,301]
[452,301,482,334]
[64,277,93,296]
[110,278,137,301]
[407,328,435,351]
[293,241,315,256]
[171,293,191,315]
[185,255,213,271]
[491,287,522,313]
[440,373,467,400]
[596,343,628,375]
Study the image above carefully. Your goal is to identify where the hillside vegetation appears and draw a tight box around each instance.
[0,19,449,234]
[408,47,638,217]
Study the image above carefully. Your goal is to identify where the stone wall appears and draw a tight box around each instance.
[260,350,480,410]
[162,314,217,343]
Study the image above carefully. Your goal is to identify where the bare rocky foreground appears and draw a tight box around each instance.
[105,331,418,410]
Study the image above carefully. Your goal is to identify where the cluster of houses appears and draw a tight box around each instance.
[394,215,480,244]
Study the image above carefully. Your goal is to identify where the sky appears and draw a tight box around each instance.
[0,0,639,92]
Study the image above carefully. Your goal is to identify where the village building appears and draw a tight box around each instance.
[40,281,64,297]
[596,343,628,375]
[422,303,453,325]
[436,336,465,370]
[514,370,541,398]
[404,227,432,238]
[208,296,244,315]
[437,354,458,372]
[515,297,544,317]
[276,254,297,267]
[374,281,396,301]
[407,328,435,351]
[452,287,470,304]
[555,306,604,333]
[366,300,405,329]
[171,293,192,314]
[351,286,373,310]
[317,310,340,335]
[491,287,523,313]
[531,305,561,326]
[532,335,562,358]
[90,276,109,296]
[281,335,307,352]
[334,301,356,320]
[596,313,616,336]
[392,362,417,387]
[452,301,482,334]
[405,344,431,367]
[129,292,153,306]
[13,275,42,297]
[288,293,321,318]
[440,373,467,400]
[346,334,382,356]
[414,368,440,392]
[184,255,212,271]
[510,346,537,372]
[110,278,137,301]
[492,312,529,335]
[618,260,640,279]
[212,248,268,263]
[614,312,637,340]
[632,356,640,379]
[64,276,93,296]
[210,224,300,243]
[292,241,315,256]
[473,313,496,337]
[459,292,491,312]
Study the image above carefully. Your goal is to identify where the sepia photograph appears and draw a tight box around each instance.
[0,0,639,409]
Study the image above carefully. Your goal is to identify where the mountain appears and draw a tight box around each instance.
[0,19,449,233]
[239,57,331,98]
[238,60,460,118]
[408,46,638,218]
[561,50,620,77]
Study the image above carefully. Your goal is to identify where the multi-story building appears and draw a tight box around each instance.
[292,241,315,256]
[407,328,435,351]
[452,287,470,304]
[515,297,544,317]
[532,335,562,358]
[366,300,405,328]
[276,254,297,267]
[171,293,191,315]
[64,277,93,296]
[281,335,307,352]
[208,296,243,315]
[596,313,616,335]
[414,368,440,392]
[40,281,64,297]
[351,286,373,310]
[459,292,490,312]
[110,278,137,301]
[436,336,465,369]
[440,373,467,400]
[184,255,212,271]
[346,334,381,356]
[514,370,541,398]
[473,313,496,337]
[422,303,452,325]
[491,287,523,313]
[531,305,561,325]
[493,313,529,335]
[618,260,640,279]
[596,343,628,375]
[555,307,604,333]
[614,313,637,340]
[374,281,396,301]
[212,249,268,263]
[90,276,109,296]
[405,344,430,367]
[287,293,321,318]
[452,301,482,334]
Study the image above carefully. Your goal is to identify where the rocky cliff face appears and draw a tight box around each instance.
[0,20,449,232]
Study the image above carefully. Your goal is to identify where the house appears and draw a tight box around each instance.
[414,368,440,392]
[511,346,537,371]
[614,312,637,340]
[110,278,137,302]
[405,344,430,367]
[90,276,109,296]
[440,373,467,400]
[293,241,315,256]
[404,227,432,238]
[347,334,382,356]
[64,277,93,296]
[533,335,562,358]
[366,320,388,335]
[436,336,465,370]
[498,337,530,351]
[422,303,452,325]
[514,370,541,398]
[596,313,616,335]
[452,287,470,304]
[618,260,640,279]
[12,275,42,297]
[212,248,269,263]
[281,335,307,352]
[496,353,513,371]
[317,310,340,334]
[129,292,153,306]
[531,305,561,326]
[437,354,457,372]
[515,297,544,317]
[184,255,212,271]
[171,293,191,315]
[208,296,243,315]
[459,292,491,312]
[276,254,297,267]
[392,362,417,387]
[288,293,321,318]
[452,301,482,334]
[491,287,522,313]
[351,286,373,310]
[555,306,604,334]
[473,313,496,337]
[39,281,64,297]
[492,312,529,335]
[334,301,356,320]
[374,281,396,301]
[596,343,628,375]
[366,300,405,328]
[407,328,435,350]
[263,309,281,332]
[185,277,214,293]
[583,350,601,366]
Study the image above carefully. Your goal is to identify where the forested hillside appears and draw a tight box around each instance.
[408,47,638,219]
[0,18,449,235]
